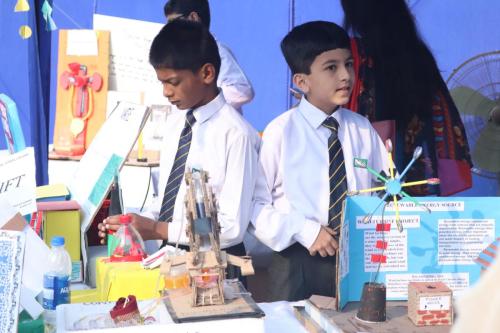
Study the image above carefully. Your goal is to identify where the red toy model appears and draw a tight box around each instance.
[57,62,102,156]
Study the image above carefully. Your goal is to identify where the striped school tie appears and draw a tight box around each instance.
[323,117,348,231]
[159,110,196,222]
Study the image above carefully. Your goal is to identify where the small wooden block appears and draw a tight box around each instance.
[408,282,453,326]
[186,251,227,271]
[226,254,255,276]
[309,295,336,310]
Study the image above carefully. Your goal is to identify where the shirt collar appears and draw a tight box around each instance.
[297,96,343,130]
[192,90,225,124]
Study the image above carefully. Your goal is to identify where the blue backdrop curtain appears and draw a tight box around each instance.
[0,0,50,185]
[2,0,499,194]
[32,0,51,185]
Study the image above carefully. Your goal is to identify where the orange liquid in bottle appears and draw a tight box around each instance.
[164,273,190,289]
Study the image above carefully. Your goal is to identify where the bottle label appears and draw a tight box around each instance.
[43,274,70,310]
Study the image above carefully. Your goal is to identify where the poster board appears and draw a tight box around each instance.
[93,14,170,164]
[93,14,163,99]
[0,230,26,331]
[53,30,110,155]
[67,102,151,280]
[337,196,500,309]
[0,147,37,215]
[1,198,50,319]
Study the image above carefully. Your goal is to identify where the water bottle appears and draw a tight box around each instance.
[43,236,72,333]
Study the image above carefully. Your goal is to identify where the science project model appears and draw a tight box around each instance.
[160,168,254,307]
[348,140,439,322]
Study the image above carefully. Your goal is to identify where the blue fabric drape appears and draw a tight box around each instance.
[0,1,50,185]
[31,0,51,185]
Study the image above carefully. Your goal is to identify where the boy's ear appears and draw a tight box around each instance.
[292,73,310,94]
[199,63,216,84]
[187,11,202,23]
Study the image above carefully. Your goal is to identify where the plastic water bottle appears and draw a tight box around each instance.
[43,236,72,333]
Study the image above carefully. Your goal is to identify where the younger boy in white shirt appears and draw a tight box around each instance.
[251,21,390,301]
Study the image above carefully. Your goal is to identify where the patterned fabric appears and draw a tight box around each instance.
[347,38,472,196]
[159,110,196,222]
[0,231,25,333]
[323,117,348,231]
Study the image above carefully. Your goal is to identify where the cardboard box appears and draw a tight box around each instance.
[408,282,453,326]
[95,258,164,301]
[37,200,82,282]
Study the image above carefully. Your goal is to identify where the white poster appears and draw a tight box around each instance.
[386,273,469,299]
[0,148,37,215]
[438,219,495,265]
[93,14,163,98]
[66,30,98,56]
[385,201,464,212]
[364,229,408,272]
[356,215,420,229]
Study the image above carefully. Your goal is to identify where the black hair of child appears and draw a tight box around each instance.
[149,20,221,78]
[164,0,211,28]
[281,21,350,75]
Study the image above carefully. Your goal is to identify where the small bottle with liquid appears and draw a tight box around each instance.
[164,262,190,290]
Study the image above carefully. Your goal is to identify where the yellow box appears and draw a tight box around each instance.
[37,200,82,281]
[95,258,164,302]
[70,289,100,303]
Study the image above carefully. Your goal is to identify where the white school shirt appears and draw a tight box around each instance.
[148,93,260,249]
[216,41,254,112]
[250,96,390,251]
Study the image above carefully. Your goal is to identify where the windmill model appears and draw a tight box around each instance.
[160,169,254,307]
[349,140,439,232]
[349,140,439,323]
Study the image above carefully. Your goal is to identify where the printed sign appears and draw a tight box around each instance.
[0,148,37,215]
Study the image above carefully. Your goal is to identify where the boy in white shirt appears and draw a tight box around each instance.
[164,0,254,113]
[99,20,259,280]
[251,21,390,301]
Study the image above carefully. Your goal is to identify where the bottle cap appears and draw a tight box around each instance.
[119,214,132,224]
[51,236,65,246]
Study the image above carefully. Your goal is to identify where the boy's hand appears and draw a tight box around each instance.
[309,226,338,257]
[97,213,166,244]
[98,215,120,244]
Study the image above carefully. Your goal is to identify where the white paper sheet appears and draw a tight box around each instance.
[20,287,44,319]
[93,14,163,97]
[356,215,420,229]
[438,218,495,265]
[385,272,469,299]
[0,147,37,215]
[21,224,50,301]
[67,30,98,56]
[364,229,408,272]
[385,200,465,212]
[0,197,17,224]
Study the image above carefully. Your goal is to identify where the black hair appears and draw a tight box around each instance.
[149,20,221,77]
[281,21,350,75]
[164,0,211,28]
[341,0,442,125]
